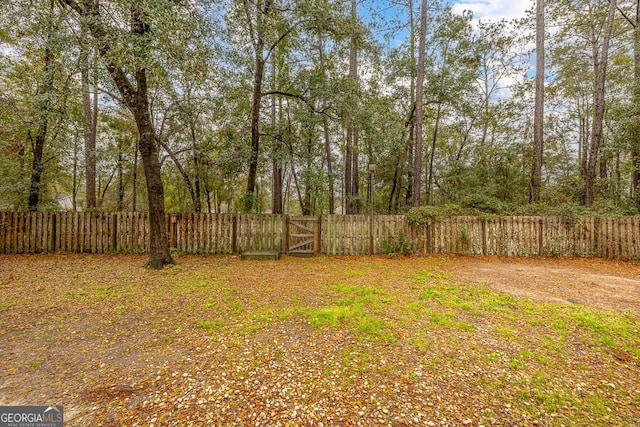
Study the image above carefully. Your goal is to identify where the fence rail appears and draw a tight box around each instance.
[1,211,639,260]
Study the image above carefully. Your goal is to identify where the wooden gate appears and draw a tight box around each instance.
[287,217,319,257]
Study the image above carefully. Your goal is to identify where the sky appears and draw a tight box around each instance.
[371,0,534,48]
[449,0,533,23]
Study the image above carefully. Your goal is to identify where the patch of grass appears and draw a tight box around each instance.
[485,351,501,363]
[411,334,433,353]
[496,325,516,340]
[508,357,525,370]
[412,268,451,282]
[308,305,366,328]
[331,282,384,298]
[417,287,445,300]
[250,308,274,324]
[222,294,244,314]
[479,293,516,310]
[197,319,224,332]
[551,319,568,331]
[305,280,397,342]
[600,335,617,347]
[91,284,117,299]
[307,304,395,343]
[550,305,639,354]
[422,309,475,331]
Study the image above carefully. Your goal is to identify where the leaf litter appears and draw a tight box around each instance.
[0,253,638,426]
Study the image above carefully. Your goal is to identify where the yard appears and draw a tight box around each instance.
[0,254,638,426]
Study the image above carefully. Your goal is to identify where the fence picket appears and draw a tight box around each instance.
[2,212,640,261]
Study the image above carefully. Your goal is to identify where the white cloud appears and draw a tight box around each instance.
[450,0,532,22]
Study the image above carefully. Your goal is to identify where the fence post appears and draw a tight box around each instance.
[314,217,320,255]
[283,215,289,255]
[594,216,601,257]
[481,218,487,255]
[538,217,544,256]
[232,214,238,254]
[0,211,6,254]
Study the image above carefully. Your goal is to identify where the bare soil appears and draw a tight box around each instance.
[449,256,640,316]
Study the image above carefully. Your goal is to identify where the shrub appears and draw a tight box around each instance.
[407,204,469,225]
[380,232,414,255]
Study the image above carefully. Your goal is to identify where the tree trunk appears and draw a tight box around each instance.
[389,105,415,213]
[81,25,97,211]
[247,51,265,206]
[28,54,53,210]
[345,0,359,214]
[190,124,202,213]
[345,126,353,214]
[632,1,640,209]
[352,132,359,212]
[271,59,283,214]
[117,139,124,211]
[245,0,275,211]
[157,137,200,212]
[62,0,174,267]
[412,0,427,207]
[426,102,442,205]
[529,0,544,204]
[72,135,79,211]
[584,0,617,207]
[322,117,334,214]
[319,36,335,214]
[405,0,416,208]
[132,137,138,212]
[28,0,56,212]
[406,120,414,206]
[135,91,173,268]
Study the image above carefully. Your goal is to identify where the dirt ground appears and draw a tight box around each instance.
[1,254,639,426]
[449,255,640,316]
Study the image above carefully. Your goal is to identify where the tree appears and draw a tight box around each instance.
[59,0,175,268]
[613,0,640,209]
[345,0,361,214]
[412,0,427,207]
[79,25,98,210]
[234,0,301,212]
[529,0,545,203]
[584,0,618,207]
[28,0,58,211]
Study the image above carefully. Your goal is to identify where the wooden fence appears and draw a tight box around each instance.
[1,211,640,260]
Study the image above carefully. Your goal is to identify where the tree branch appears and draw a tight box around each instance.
[58,0,137,107]
[607,0,636,27]
[261,90,335,118]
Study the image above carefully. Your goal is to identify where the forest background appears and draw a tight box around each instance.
[1,0,639,220]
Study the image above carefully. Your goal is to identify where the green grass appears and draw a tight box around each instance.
[305,281,397,343]
[412,268,452,281]
[197,319,224,332]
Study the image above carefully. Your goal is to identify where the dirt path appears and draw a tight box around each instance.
[448,255,640,316]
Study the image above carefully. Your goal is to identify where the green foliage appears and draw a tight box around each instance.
[379,232,414,255]
[0,0,638,215]
[237,192,261,213]
[407,204,469,225]
[460,193,505,214]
